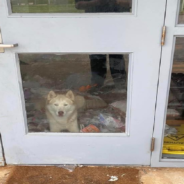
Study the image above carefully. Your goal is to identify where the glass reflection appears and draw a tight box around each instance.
[11,0,132,13]
[178,0,184,24]
[19,54,128,133]
[162,38,184,159]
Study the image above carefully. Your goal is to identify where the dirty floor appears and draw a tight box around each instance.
[0,166,184,184]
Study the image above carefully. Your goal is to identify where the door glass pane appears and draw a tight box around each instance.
[162,37,184,159]
[19,53,129,133]
[11,0,132,13]
[178,0,184,24]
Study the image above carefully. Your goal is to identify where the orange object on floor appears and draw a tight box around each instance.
[79,84,97,92]
[81,124,100,133]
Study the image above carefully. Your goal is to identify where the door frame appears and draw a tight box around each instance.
[0,0,167,165]
[151,0,184,167]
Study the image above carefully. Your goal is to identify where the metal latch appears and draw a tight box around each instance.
[0,29,18,53]
[161,26,166,46]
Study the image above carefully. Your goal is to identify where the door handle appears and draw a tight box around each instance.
[0,43,18,48]
[0,43,18,53]
[0,28,18,53]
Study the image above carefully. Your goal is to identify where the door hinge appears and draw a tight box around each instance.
[151,137,155,152]
[161,26,166,46]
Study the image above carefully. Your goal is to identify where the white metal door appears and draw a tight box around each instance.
[0,0,166,165]
[152,0,184,167]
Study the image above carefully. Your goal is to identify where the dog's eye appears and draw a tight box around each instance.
[64,104,68,106]
[54,104,59,106]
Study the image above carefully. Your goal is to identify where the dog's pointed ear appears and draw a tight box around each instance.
[66,90,75,101]
[47,91,56,101]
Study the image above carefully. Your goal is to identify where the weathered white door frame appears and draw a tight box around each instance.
[0,0,167,165]
[151,0,184,167]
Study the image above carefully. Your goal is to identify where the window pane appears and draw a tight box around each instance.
[11,0,132,13]
[162,37,184,159]
[19,53,129,133]
[178,0,184,24]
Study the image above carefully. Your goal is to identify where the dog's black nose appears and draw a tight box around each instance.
[58,111,64,116]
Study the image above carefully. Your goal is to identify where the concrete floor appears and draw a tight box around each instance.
[0,166,184,184]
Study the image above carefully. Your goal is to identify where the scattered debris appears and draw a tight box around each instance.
[57,164,83,172]
[81,124,100,133]
[164,124,178,137]
[99,114,124,129]
[57,165,76,172]
[141,169,147,174]
[121,174,126,177]
[4,172,10,176]
[23,73,126,133]
[108,176,118,182]
[110,100,127,114]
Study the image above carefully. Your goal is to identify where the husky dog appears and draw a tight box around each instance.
[35,90,107,132]
[46,90,81,133]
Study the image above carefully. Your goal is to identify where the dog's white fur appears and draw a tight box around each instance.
[46,90,80,133]
[34,90,107,132]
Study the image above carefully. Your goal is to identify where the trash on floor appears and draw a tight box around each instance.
[163,125,184,159]
[21,58,127,134]
[164,124,178,137]
[57,165,76,172]
[108,176,118,182]
[81,124,100,133]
